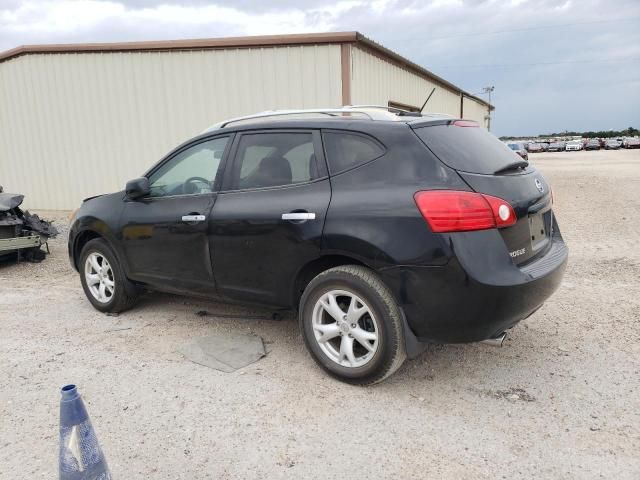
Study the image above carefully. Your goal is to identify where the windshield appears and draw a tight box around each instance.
[507,143,521,151]
[414,124,525,175]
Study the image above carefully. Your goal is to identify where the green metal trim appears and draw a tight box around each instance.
[0,235,41,252]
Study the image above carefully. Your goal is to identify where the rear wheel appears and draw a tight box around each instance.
[79,238,139,313]
[299,265,406,385]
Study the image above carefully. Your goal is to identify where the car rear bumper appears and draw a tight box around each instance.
[379,223,568,344]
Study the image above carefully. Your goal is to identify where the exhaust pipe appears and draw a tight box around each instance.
[481,332,507,347]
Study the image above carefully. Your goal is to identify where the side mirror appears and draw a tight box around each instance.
[125,177,150,200]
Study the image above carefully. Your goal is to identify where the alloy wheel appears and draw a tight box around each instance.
[311,289,379,368]
[84,252,115,304]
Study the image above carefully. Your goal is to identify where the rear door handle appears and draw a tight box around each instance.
[182,214,206,222]
[281,212,316,221]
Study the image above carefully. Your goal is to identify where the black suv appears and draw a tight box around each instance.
[69,108,568,384]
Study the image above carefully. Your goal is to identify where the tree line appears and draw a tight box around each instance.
[500,126,638,141]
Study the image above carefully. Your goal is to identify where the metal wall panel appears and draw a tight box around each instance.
[0,45,342,209]
[350,47,462,116]
[462,96,490,127]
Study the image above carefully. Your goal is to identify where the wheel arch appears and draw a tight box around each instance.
[292,254,369,308]
[294,256,428,360]
[72,230,102,270]
[72,228,123,272]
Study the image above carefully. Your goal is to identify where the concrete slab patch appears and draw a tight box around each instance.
[178,332,266,373]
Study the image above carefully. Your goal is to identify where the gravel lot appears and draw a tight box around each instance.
[1,149,639,479]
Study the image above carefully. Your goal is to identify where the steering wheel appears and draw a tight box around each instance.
[184,176,211,194]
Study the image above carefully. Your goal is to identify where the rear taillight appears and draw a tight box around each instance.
[414,190,516,233]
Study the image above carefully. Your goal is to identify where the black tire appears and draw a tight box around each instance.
[299,265,406,385]
[79,238,139,313]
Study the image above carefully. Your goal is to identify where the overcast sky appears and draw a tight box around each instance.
[1,0,638,136]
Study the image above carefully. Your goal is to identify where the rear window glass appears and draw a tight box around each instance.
[322,132,385,173]
[414,124,523,174]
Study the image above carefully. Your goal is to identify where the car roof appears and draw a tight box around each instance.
[202,106,457,134]
[198,116,458,137]
[147,113,462,178]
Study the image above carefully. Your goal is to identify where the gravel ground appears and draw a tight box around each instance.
[1,149,639,479]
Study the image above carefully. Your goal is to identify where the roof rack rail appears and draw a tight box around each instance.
[203,105,426,132]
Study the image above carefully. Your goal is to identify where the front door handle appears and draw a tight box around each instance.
[282,212,316,221]
[181,214,206,222]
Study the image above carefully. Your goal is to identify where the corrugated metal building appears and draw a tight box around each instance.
[0,32,493,209]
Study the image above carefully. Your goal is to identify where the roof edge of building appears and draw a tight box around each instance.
[0,31,359,63]
[0,30,493,110]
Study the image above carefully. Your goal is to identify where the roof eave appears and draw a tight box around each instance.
[0,31,359,63]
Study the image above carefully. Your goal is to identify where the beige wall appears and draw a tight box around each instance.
[0,45,342,209]
[349,46,462,117]
[349,46,491,126]
[462,96,490,127]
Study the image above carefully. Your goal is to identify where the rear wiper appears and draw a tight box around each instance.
[494,160,528,175]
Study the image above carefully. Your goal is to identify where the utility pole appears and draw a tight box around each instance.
[481,86,494,131]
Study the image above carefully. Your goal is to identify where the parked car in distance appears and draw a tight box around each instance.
[623,137,640,149]
[547,142,565,152]
[506,142,529,161]
[527,143,544,153]
[539,142,550,152]
[585,139,601,150]
[68,107,567,385]
[604,139,621,150]
[565,140,583,151]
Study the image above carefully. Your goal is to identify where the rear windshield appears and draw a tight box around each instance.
[414,124,523,174]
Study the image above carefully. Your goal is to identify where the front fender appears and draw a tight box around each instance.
[69,219,125,272]
[68,192,126,272]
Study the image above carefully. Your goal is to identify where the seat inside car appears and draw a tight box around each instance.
[248,156,292,188]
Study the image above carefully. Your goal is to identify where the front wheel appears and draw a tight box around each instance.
[299,265,406,385]
[79,238,139,313]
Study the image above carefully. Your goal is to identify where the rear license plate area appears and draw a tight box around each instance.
[529,211,550,252]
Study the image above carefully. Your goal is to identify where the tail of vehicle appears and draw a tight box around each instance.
[412,119,554,265]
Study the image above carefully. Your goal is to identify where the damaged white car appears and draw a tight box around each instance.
[0,186,57,262]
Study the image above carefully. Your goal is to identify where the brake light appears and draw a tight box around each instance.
[452,120,479,127]
[414,190,516,232]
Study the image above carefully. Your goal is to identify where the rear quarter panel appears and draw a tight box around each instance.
[321,126,468,268]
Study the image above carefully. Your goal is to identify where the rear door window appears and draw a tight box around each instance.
[322,131,385,174]
[230,132,318,190]
[414,124,523,174]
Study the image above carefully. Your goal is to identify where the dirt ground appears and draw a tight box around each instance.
[1,149,639,479]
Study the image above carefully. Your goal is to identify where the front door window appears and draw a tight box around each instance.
[149,137,229,197]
